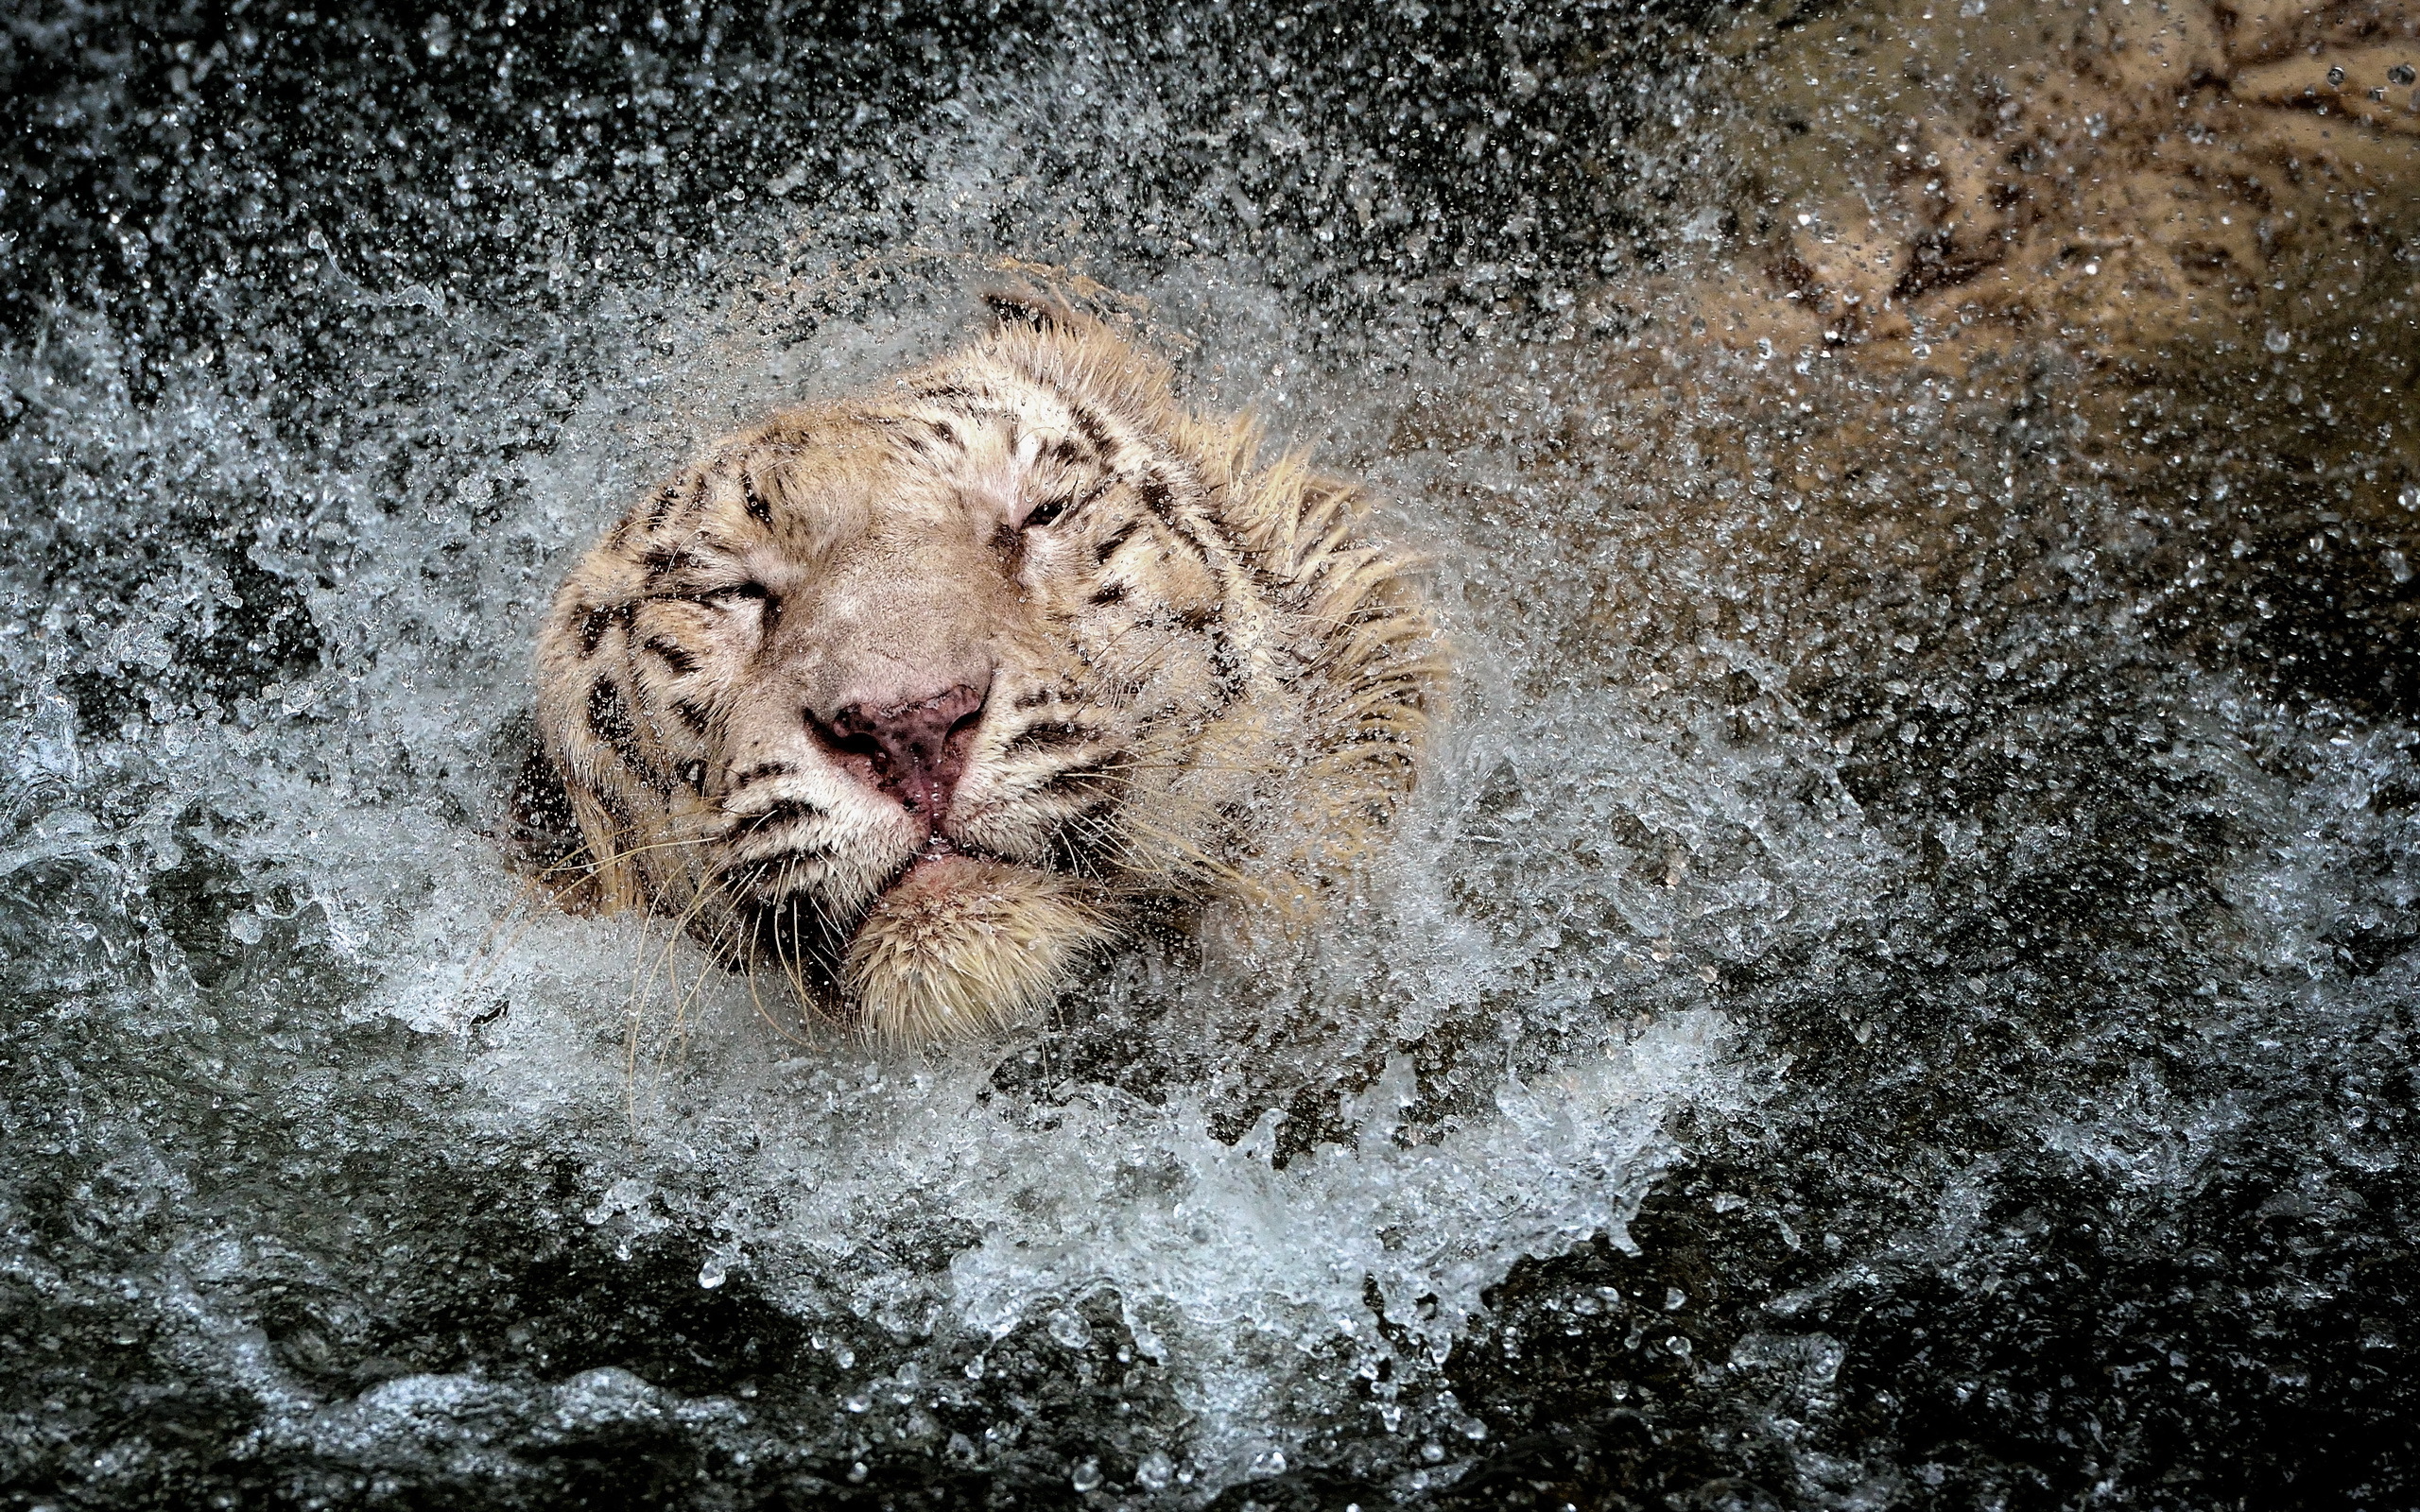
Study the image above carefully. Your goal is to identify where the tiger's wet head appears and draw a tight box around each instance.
[527,297,1441,1044]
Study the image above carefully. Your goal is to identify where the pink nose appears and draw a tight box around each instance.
[818,684,987,822]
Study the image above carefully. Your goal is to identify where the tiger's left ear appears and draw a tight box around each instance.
[981,286,1073,332]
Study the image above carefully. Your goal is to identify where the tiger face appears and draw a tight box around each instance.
[528,299,1439,1043]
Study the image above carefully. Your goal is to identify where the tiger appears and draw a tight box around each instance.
[518,294,1443,1046]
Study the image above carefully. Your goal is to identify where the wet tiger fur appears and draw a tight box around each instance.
[522,295,1443,1044]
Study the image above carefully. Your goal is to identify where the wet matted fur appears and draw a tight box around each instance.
[518,297,1443,1044]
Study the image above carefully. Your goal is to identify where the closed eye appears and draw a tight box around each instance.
[652,580,771,608]
[1020,495,1074,529]
[1018,479,1109,531]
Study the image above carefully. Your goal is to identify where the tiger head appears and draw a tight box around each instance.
[526,297,1440,1044]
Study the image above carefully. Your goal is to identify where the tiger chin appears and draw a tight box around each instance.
[513,293,1443,1046]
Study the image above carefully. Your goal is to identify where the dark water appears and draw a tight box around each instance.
[4,2,2417,1508]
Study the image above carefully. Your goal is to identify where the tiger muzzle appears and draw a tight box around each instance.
[814,683,987,827]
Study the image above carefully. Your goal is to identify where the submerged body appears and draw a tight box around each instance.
[526,298,1442,1043]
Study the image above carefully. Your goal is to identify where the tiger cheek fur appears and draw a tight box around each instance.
[527,296,1443,1046]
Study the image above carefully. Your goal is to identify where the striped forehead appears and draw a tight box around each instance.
[606,371,1180,575]
[882,367,1157,474]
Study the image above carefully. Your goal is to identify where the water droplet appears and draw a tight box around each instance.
[1047,1309,1091,1350]
[2265,328,2293,354]
[1135,1451,1174,1490]
[1069,1457,1103,1491]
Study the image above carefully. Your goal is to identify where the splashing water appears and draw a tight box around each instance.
[5,2,2417,1507]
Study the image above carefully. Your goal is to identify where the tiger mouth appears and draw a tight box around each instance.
[719,832,1054,917]
[713,833,1080,1006]
[875,834,988,901]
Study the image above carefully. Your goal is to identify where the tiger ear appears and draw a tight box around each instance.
[981,285,1082,334]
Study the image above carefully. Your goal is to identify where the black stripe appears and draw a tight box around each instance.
[1089,581,1129,607]
[1093,520,1141,563]
[1032,382,1254,718]
[731,762,797,787]
[648,582,769,609]
[732,798,831,834]
[577,603,633,658]
[984,290,1059,329]
[1129,471,1230,578]
[871,416,933,457]
[1152,468,1262,713]
[588,678,644,767]
[741,469,770,524]
[731,845,839,872]
[1030,376,1215,573]
[651,473,706,530]
[639,543,701,578]
[1000,720,1098,757]
[643,636,700,676]
[905,390,1022,430]
[1036,761,1117,798]
[1128,638,1249,730]
[1059,397,1118,459]
[670,698,716,737]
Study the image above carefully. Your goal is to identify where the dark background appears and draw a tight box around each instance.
[4,2,2417,1508]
